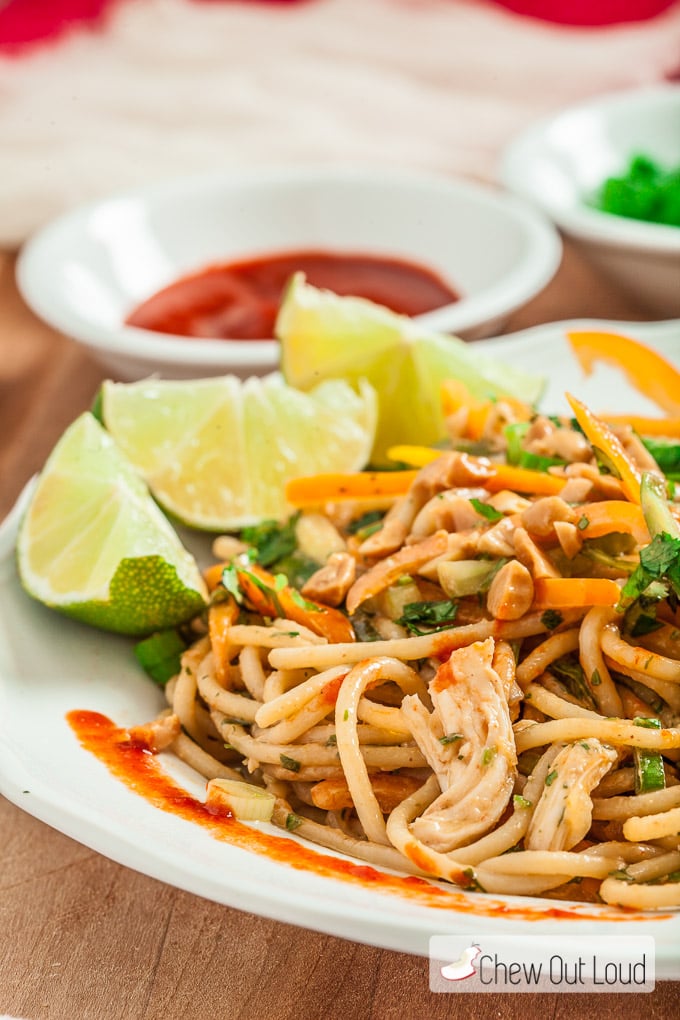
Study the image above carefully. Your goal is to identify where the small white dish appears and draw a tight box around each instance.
[15,166,561,380]
[1,318,679,970]
[500,84,680,318]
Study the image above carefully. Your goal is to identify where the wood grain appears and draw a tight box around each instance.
[0,246,677,1019]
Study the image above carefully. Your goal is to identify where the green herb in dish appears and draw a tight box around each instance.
[592,155,680,228]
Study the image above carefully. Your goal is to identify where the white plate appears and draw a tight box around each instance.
[2,318,680,973]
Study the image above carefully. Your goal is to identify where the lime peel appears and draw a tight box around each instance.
[17,412,208,636]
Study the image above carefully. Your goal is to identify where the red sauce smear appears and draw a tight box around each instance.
[66,710,668,923]
[125,250,460,341]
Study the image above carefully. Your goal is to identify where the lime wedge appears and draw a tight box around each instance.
[100,373,377,530]
[17,412,208,635]
[277,273,545,464]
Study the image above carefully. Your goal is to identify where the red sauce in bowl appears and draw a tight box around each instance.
[125,250,460,341]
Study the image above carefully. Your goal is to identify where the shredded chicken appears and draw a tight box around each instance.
[127,713,181,752]
[401,638,517,852]
[525,739,617,851]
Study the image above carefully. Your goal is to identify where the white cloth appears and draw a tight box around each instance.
[0,0,679,246]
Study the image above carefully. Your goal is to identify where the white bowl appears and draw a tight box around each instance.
[500,84,680,317]
[16,166,561,380]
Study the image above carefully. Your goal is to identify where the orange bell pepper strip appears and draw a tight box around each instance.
[566,393,642,503]
[567,331,680,416]
[602,415,680,438]
[234,563,355,644]
[577,501,650,547]
[532,577,621,610]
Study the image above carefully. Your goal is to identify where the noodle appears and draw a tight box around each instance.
[148,412,680,911]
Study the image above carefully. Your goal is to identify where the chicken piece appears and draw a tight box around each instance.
[127,713,181,752]
[310,774,423,813]
[525,739,617,851]
[400,637,516,852]
[346,530,449,615]
[302,552,356,607]
[486,560,534,620]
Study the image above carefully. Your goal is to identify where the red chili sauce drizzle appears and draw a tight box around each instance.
[65,710,666,923]
[125,250,460,341]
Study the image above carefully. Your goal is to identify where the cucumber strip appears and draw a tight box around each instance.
[633,716,666,795]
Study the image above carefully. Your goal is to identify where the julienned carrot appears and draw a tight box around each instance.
[235,563,355,644]
[532,577,621,609]
[567,331,680,416]
[486,463,566,496]
[286,458,566,505]
[578,501,650,546]
[567,393,642,504]
[286,470,418,505]
[603,416,680,438]
[204,561,229,591]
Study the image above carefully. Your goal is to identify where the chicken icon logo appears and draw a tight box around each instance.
[440,943,481,981]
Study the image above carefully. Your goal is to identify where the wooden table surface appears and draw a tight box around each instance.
[1,245,678,1020]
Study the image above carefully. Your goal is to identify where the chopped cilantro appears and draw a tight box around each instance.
[346,510,385,535]
[548,655,597,710]
[241,514,299,567]
[397,599,458,635]
[279,754,301,773]
[134,628,187,686]
[541,609,563,631]
[545,770,558,786]
[469,498,503,522]
[439,733,463,746]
